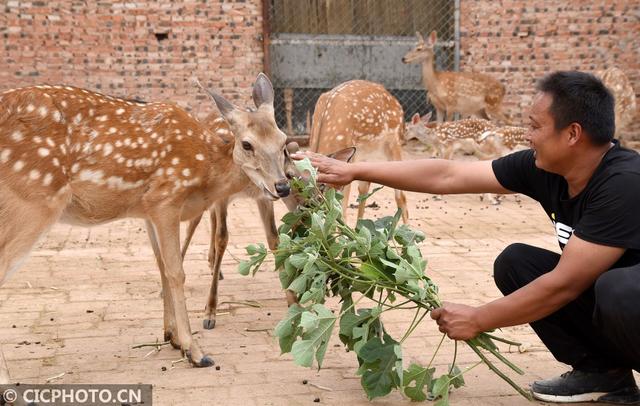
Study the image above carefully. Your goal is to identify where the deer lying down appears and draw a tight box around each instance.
[405,114,529,204]
[310,80,409,224]
[0,73,290,380]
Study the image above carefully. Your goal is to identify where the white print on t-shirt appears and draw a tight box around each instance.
[551,212,574,245]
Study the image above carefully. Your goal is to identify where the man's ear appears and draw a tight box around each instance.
[567,122,583,145]
[328,147,356,163]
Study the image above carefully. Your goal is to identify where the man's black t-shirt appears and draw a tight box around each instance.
[492,141,640,268]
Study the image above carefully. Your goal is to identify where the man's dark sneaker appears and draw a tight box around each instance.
[531,368,640,404]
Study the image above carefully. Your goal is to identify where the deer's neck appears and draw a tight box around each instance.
[421,59,442,96]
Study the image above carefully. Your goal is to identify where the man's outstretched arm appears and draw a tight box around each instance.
[293,152,512,195]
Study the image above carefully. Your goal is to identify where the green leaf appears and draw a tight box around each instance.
[431,375,451,399]
[449,365,465,389]
[293,157,317,185]
[300,311,320,332]
[290,304,336,369]
[402,363,435,401]
[289,252,309,269]
[287,274,309,294]
[356,334,403,400]
[274,304,305,353]
[246,243,265,255]
[238,260,252,276]
[357,185,383,203]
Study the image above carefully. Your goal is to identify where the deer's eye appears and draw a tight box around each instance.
[242,141,253,151]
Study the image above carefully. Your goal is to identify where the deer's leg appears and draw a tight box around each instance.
[340,182,352,222]
[203,200,228,330]
[145,220,178,346]
[0,189,70,383]
[256,198,278,251]
[181,213,203,260]
[436,108,445,123]
[356,181,371,221]
[149,209,213,367]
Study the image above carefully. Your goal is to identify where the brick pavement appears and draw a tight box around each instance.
[1,151,637,405]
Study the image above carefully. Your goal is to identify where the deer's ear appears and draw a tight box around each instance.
[411,113,421,125]
[252,73,275,108]
[204,89,238,121]
[415,31,424,43]
[428,31,437,45]
[421,111,433,123]
[328,147,356,163]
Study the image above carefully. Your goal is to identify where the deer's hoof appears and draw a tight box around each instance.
[186,351,215,368]
[203,318,216,330]
[219,271,224,281]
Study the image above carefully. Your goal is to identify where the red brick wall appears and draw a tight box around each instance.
[0,1,264,118]
[459,0,640,139]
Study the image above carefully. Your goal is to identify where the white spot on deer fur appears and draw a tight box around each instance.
[157,136,164,144]
[123,138,131,146]
[166,167,175,175]
[97,115,108,122]
[106,127,117,134]
[171,157,180,165]
[46,138,55,147]
[71,163,80,173]
[65,86,74,91]
[126,159,133,167]
[79,168,104,183]
[26,104,35,113]
[52,157,60,167]
[182,168,191,177]
[117,156,125,164]
[33,136,42,144]
[60,144,67,154]
[38,106,48,117]
[115,140,122,147]
[115,108,125,115]
[336,135,344,141]
[195,153,204,161]
[60,100,68,108]
[52,110,62,122]
[29,169,40,180]
[0,149,10,163]
[13,160,24,172]
[42,173,53,186]
[103,143,113,156]
[11,130,23,142]
[37,147,50,157]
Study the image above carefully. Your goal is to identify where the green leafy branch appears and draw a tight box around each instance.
[237,158,531,404]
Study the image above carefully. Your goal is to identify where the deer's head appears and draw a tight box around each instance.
[204,73,290,200]
[402,31,437,65]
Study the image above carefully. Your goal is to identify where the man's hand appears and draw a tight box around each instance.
[430,302,483,340]
[291,151,355,186]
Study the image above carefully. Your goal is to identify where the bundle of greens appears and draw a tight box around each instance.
[238,158,531,404]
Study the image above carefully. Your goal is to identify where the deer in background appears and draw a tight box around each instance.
[0,73,290,381]
[310,80,409,223]
[406,113,528,204]
[402,31,510,124]
[595,67,637,144]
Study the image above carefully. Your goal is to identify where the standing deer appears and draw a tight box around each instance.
[0,73,290,380]
[402,31,510,124]
[310,80,409,223]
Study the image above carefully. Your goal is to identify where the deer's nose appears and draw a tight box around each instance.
[401,57,407,63]
[275,179,290,197]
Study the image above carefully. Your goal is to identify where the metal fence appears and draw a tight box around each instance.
[266,0,459,137]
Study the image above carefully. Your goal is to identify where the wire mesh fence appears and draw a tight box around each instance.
[267,0,458,137]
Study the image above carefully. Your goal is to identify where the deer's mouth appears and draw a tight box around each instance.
[261,183,280,201]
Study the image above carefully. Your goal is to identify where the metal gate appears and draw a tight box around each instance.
[264,0,460,139]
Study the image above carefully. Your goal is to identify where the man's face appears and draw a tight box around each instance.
[527,92,570,173]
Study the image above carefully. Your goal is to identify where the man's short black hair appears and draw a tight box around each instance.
[536,71,615,145]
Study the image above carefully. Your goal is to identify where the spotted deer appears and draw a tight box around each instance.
[402,31,510,124]
[406,114,528,204]
[595,67,637,143]
[310,80,409,223]
[0,73,291,380]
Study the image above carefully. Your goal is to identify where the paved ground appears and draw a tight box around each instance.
[1,149,637,405]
